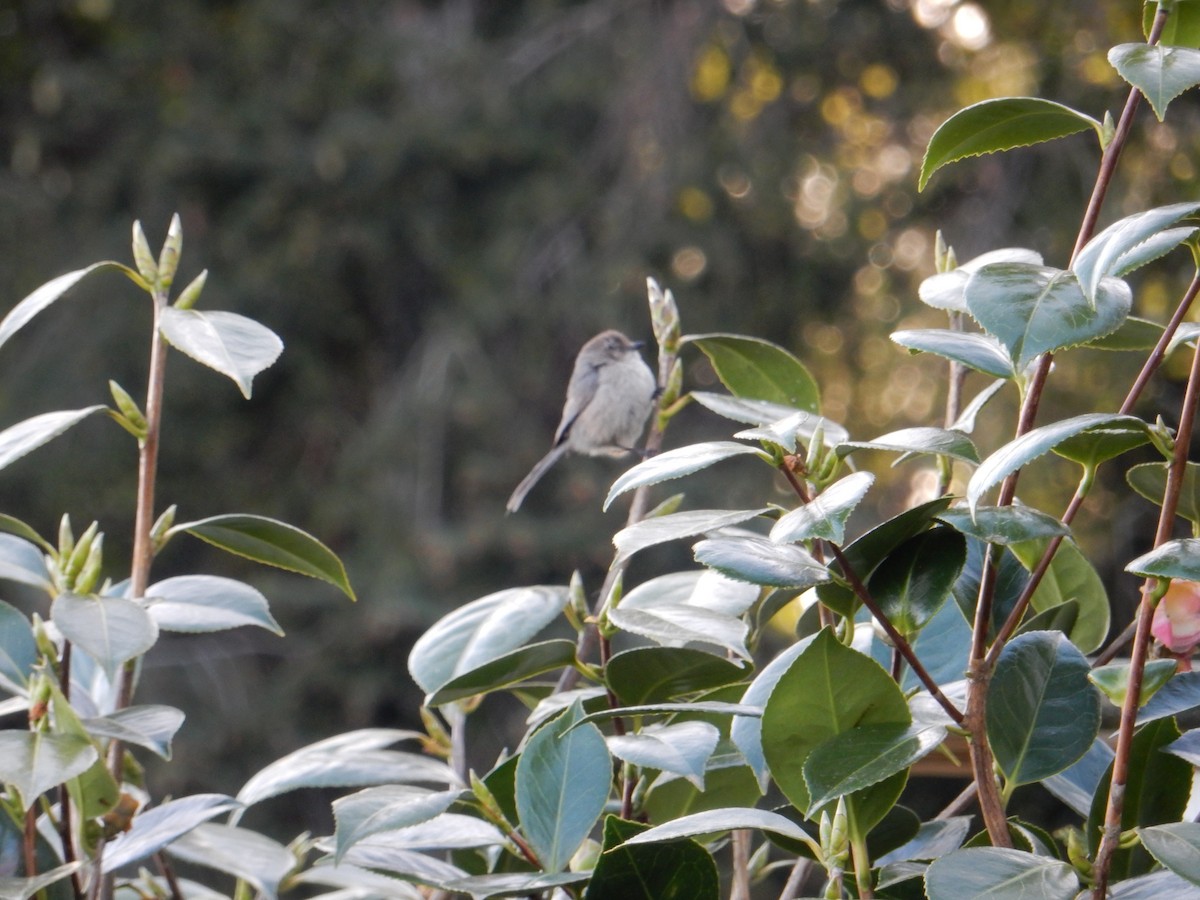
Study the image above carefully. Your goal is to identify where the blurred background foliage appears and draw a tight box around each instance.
[0,0,1195,836]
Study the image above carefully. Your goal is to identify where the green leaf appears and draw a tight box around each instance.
[51,593,158,682]
[693,535,829,590]
[689,391,803,425]
[159,307,283,398]
[1140,673,1200,725]
[82,705,186,760]
[607,721,720,789]
[169,513,355,600]
[0,600,36,693]
[575,701,761,730]
[0,262,119,354]
[1146,1,1200,46]
[918,248,1044,312]
[0,514,52,552]
[869,527,966,637]
[619,807,819,854]
[838,427,980,465]
[804,723,945,812]
[606,647,750,705]
[967,414,1145,514]
[879,816,972,865]
[0,535,52,591]
[770,472,874,544]
[604,442,767,510]
[166,824,295,900]
[1075,203,1200,302]
[237,729,456,808]
[620,570,759,617]
[1128,538,1200,579]
[643,763,763,826]
[730,639,814,789]
[1139,823,1200,888]
[408,585,567,694]
[953,379,1008,433]
[1110,44,1200,121]
[613,508,770,562]
[1085,315,1166,351]
[1166,728,1200,765]
[1089,660,1178,708]
[925,847,1078,900]
[988,631,1100,787]
[145,574,282,635]
[607,603,750,659]
[0,731,97,810]
[585,816,718,900]
[965,263,1131,369]
[333,785,461,862]
[1010,537,1110,654]
[937,505,1070,545]
[1053,420,1151,467]
[102,794,242,872]
[761,628,910,813]
[0,865,82,900]
[1128,462,1200,525]
[426,639,578,705]
[891,329,1015,379]
[919,97,1100,190]
[515,699,611,873]
[685,333,820,412]
[1088,717,1192,880]
[0,406,107,476]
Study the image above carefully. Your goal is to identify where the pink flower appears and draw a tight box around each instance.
[1153,580,1200,656]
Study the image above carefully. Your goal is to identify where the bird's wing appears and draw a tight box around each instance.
[552,360,601,446]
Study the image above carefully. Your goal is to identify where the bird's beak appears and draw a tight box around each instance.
[631,339,646,350]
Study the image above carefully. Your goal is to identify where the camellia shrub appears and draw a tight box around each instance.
[11,4,1200,900]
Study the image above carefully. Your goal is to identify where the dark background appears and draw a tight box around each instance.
[0,0,1192,839]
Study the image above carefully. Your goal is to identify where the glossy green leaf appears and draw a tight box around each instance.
[643,763,763,825]
[988,631,1099,786]
[1016,600,1079,639]
[770,472,874,544]
[607,721,720,789]
[869,527,966,637]
[1140,673,1200,725]
[103,794,243,872]
[166,824,294,900]
[0,731,97,810]
[693,535,829,590]
[967,414,1144,514]
[937,505,1069,545]
[878,816,973,865]
[1139,823,1200,888]
[237,729,456,808]
[333,785,461,862]
[613,508,770,562]
[619,570,759,617]
[925,847,1078,900]
[585,816,718,900]
[0,600,36,694]
[730,638,814,789]
[604,442,767,510]
[292,863,426,898]
[1088,717,1191,880]
[918,248,1043,312]
[606,647,749,705]
[952,379,1008,433]
[0,263,119,353]
[919,97,1100,190]
[408,585,567,694]
[953,538,1026,639]
[1086,315,1165,351]
[1127,538,1200,579]
[426,639,578,705]
[734,412,849,451]
[1128,462,1200,524]
[804,723,945,812]
[1110,44,1200,121]
[0,535,52,591]
[1010,537,1109,654]
[169,513,355,600]
[515,699,611,873]
[51,593,158,682]
[689,391,803,425]
[965,263,1131,369]
[574,702,761,730]
[891,329,1015,379]
[686,333,820,412]
[1043,738,1113,819]
[1074,203,1200,302]
[607,603,750,659]
[0,406,106,476]
[338,812,503,855]
[838,427,980,465]
[82,705,186,760]
[1165,728,1200,765]
[1053,420,1151,467]
[761,628,909,813]
[619,806,818,854]
[1089,660,1178,708]
[159,307,283,398]
[816,497,953,617]
[145,574,282,635]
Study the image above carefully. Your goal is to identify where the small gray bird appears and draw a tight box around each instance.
[506,330,656,513]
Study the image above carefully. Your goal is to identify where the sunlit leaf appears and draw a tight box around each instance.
[1010,537,1110,654]
[82,705,186,760]
[925,847,1078,900]
[891,329,1015,379]
[685,333,820,411]
[0,731,96,810]
[937,505,1070,545]
[804,723,945,812]
[333,785,461,862]
[619,807,818,854]
[918,248,1043,312]
[1086,316,1165,351]
[920,97,1100,190]
[607,721,720,789]
[1128,538,1200,580]
[0,600,36,694]
[426,639,578,705]
[0,406,107,476]
[838,427,980,465]
[613,508,770,562]
[51,593,158,682]
[694,535,829,590]
[608,602,750,659]
[103,794,242,871]
[159,307,283,398]
[1139,823,1200,888]
[1074,203,1200,302]
[1128,462,1200,525]
[604,442,767,510]
[145,574,282,635]
[0,263,119,353]
[1110,44,1200,121]
[770,472,874,544]
[1089,660,1178,708]
[0,864,83,900]
[166,824,295,900]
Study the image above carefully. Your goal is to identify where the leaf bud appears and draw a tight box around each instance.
[131,221,158,285]
[150,505,177,555]
[157,213,183,290]
[174,269,208,311]
[74,533,104,595]
[57,514,74,561]
[63,520,99,583]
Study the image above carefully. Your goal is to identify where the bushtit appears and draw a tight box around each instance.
[506,330,656,513]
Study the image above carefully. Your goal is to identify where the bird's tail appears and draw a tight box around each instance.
[506,443,570,513]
